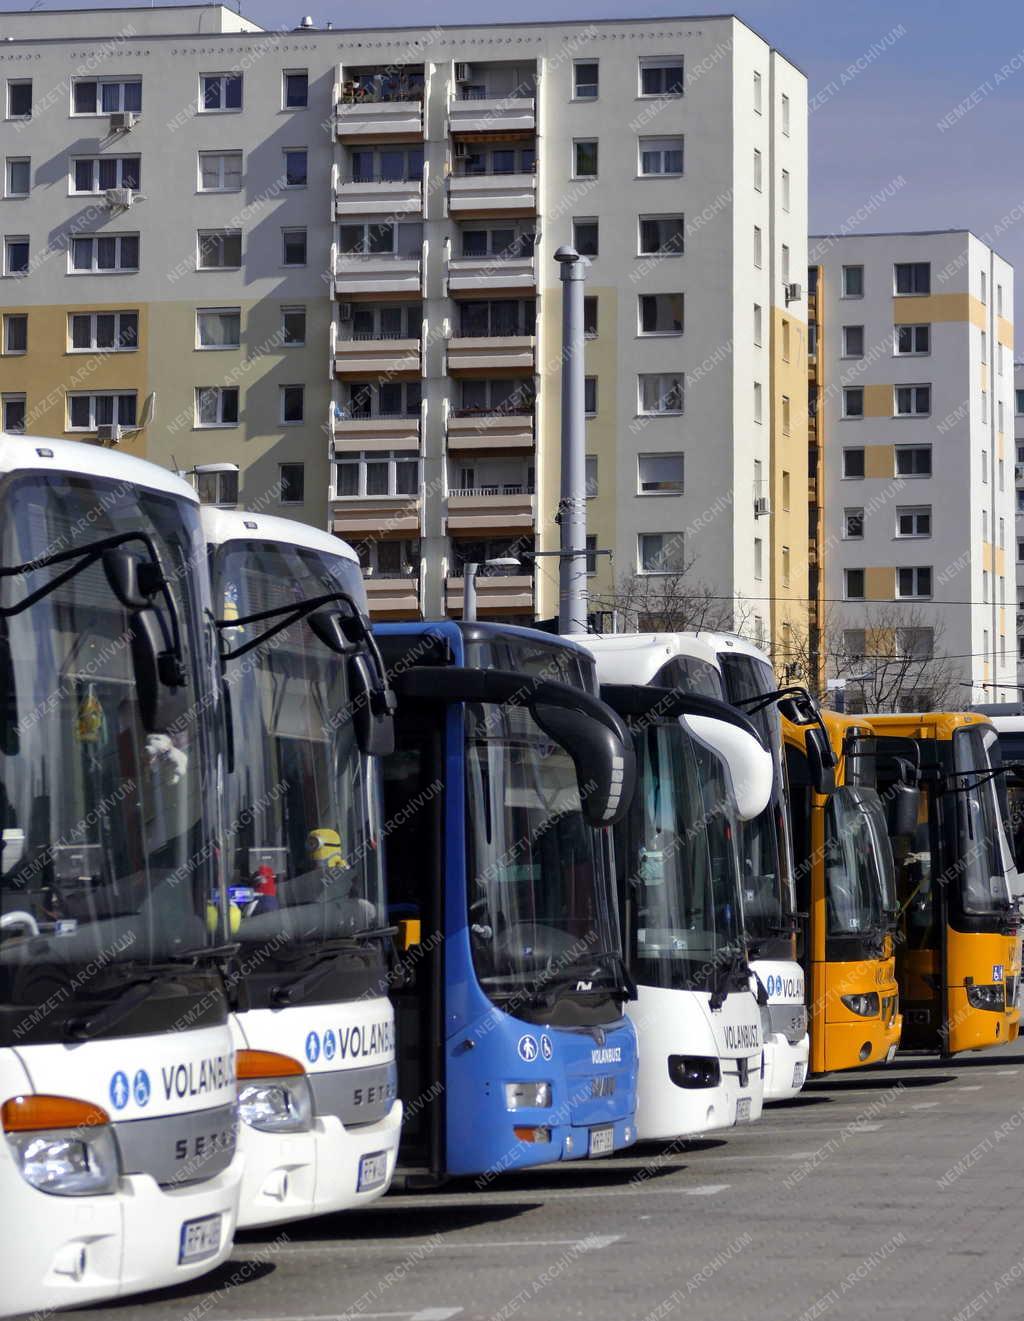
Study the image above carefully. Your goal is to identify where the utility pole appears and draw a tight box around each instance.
[554,244,587,635]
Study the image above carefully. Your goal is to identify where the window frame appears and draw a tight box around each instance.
[6,79,32,121]
[335,449,421,499]
[843,507,864,539]
[572,60,599,100]
[894,261,930,296]
[637,451,684,496]
[194,385,240,429]
[283,147,308,189]
[894,384,931,417]
[894,323,930,356]
[842,386,864,419]
[638,56,684,98]
[5,157,30,199]
[195,306,241,351]
[70,77,141,116]
[280,383,305,426]
[896,505,932,538]
[572,138,599,179]
[282,70,309,110]
[196,228,242,270]
[841,264,864,298]
[66,390,137,432]
[68,309,139,353]
[894,445,932,478]
[278,461,305,504]
[70,155,141,195]
[638,292,684,336]
[842,447,865,479]
[638,531,685,576]
[199,72,243,114]
[844,568,865,601]
[638,372,685,416]
[282,305,307,346]
[896,566,932,600]
[198,150,243,194]
[638,135,684,177]
[572,217,598,258]
[4,234,29,276]
[3,312,27,355]
[282,227,308,267]
[638,213,685,258]
[2,392,27,432]
[842,324,865,359]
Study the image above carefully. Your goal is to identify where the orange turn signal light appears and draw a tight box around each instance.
[2,1094,110,1133]
[236,1049,304,1080]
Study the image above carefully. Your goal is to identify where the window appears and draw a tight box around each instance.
[982,449,989,483]
[2,393,26,432]
[639,293,684,334]
[782,470,791,510]
[573,61,598,99]
[586,534,598,576]
[781,91,790,135]
[781,168,791,212]
[753,303,763,347]
[284,148,307,188]
[753,70,762,114]
[895,324,930,355]
[70,233,141,273]
[639,532,685,574]
[781,546,791,587]
[196,307,240,349]
[844,508,864,538]
[340,219,422,257]
[999,399,1005,432]
[197,229,241,269]
[980,269,988,304]
[895,385,930,416]
[585,455,598,498]
[842,265,863,298]
[999,457,1005,491]
[844,629,866,659]
[897,567,931,599]
[573,218,598,257]
[5,158,29,197]
[895,446,931,477]
[69,310,138,352]
[197,469,239,507]
[281,384,304,424]
[283,71,308,109]
[72,79,140,114]
[351,145,425,182]
[344,379,423,419]
[754,380,763,424]
[782,395,791,434]
[842,448,865,478]
[998,342,1005,376]
[336,450,419,497]
[782,320,791,361]
[354,302,423,340]
[1017,388,1024,415]
[753,226,762,268]
[981,330,988,364]
[283,228,307,266]
[998,283,1004,315]
[201,73,242,112]
[782,244,791,285]
[639,214,684,256]
[7,80,32,119]
[639,57,684,96]
[573,140,598,178]
[67,391,136,431]
[639,373,684,414]
[198,151,242,192]
[844,569,865,600]
[356,537,421,578]
[897,506,931,537]
[842,325,864,357]
[72,156,140,193]
[3,313,27,353]
[638,452,684,494]
[754,538,763,580]
[639,136,684,176]
[898,628,933,660]
[894,262,930,295]
[583,296,598,338]
[195,386,239,427]
[5,235,29,275]
[843,387,864,418]
[983,509,989,543]
[279,462,305,503]
[584,377,597,415]
[1019,538,1024,564]
[283,306,306,345]
[753,148,762,192]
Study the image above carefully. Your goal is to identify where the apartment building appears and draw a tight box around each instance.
[0,6,807,637]
[812,230,1016,707]
[1015,361,1024,686]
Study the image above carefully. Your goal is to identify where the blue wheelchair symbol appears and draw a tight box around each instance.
[323,1029,336,1061]
[132,1069,151,1107]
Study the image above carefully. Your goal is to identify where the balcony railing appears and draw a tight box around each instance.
[449,95,536,135]
[453,484,534,497]
[450,405,534,418]
[340,83,424,105]
[347,171,423,184]
[451,164,536,177]
[457,88,535,102]
[455,327,533,339]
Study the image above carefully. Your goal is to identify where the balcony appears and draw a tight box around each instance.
[447,407,535,451]
[331,495,421,537]
[448,250,536,295]
[335,76,424,140]
[333,248,423,298]
[446,334,535,374]
[449,94,535,136]
[363,572,421,619]
[448,170,536,219]
[334,171,423,218]
[332,328,421,378]
[445,571,534,615]
[332,409,421,451]
[446,486,535,534]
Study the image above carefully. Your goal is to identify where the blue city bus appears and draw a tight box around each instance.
[375,621,639,1183]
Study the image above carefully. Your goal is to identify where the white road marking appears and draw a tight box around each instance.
[230,1312,463,1321]
[236,1237,621,1258]
[683,1184,730,1195]
[852,1123,883,1131]
[956,1085,983,1092]
[912,1102,940,1110]
[996,1069,1020,1076]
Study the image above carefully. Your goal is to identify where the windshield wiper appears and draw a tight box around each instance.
[271,926,397,1006]
[64,976,163,1041]
[709,947,751,1012]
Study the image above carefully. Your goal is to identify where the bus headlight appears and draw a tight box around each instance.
[966,983,1006,1012]
[2,1095,119,1197]
[841,993,880,1018]
[505,1082,552,1109]
[237,1050,312,1133]
[667,1056,721,1089]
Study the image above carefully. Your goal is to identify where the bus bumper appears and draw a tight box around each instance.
[237,1100,403,1228]
[822,1015,903,1072]
[762,1033,810,1101]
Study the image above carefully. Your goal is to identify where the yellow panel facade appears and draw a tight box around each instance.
[863,445,894,479]
[891,293,985,328]
[770,306,809,661]
[862,384,891,418]
[863,566,893,600]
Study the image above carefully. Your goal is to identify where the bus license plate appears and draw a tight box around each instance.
[736,1097,752,1123]
[178,1214,221,1265]
[589,1125,614,1157]
[792,1063,806,1089]
[358,1150,389,1192]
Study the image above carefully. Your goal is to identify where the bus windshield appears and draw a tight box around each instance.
[954,726,1013,916]
[465,701,620,999]
[824,786,891,936]
[215,540,385,956]
[630,718,742,991]
[0,471,220,1000]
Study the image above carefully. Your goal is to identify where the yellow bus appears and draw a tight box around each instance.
[865,712,1021,1056]
[784,713,903,1074]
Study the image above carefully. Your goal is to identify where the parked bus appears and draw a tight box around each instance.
[201,509,402,1226]
[784,713,903,1074]
[581,635,776,1137]
[0,436,242,1316]
[988,714,1024,874]
[376,622,638,1183]
[866,712,1021,1055]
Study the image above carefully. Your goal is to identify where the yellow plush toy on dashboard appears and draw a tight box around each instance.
[308,827,348,870]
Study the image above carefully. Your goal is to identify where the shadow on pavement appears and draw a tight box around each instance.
[240,1199,539,1244]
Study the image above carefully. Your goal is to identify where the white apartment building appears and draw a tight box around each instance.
[0,6,807,637]
[1015,361,1024,686]
[812,231,1016,707]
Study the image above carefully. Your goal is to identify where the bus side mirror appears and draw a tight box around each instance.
[682,714,773,820]
[888,783,920,839]
[348,652,395,757]
[103,547,157,610]
[130,607,187,734]
[530,700,635,827]
[806,728,836,796]
[308,609,355,655]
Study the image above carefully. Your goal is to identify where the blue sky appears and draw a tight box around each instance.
[5,0,1024,322]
